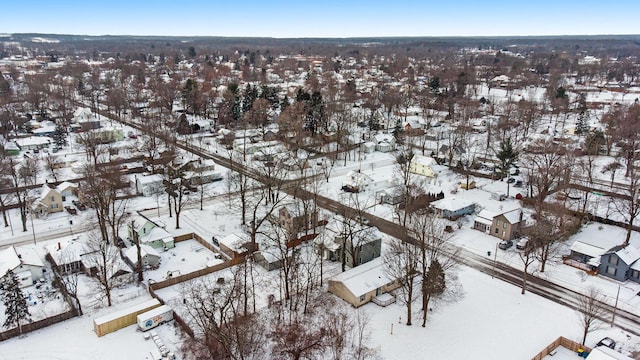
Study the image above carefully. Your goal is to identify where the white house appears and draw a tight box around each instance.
[46,238,85,274]
[134,174,165,197]
[0,246,46,288]
[372,133,396,153]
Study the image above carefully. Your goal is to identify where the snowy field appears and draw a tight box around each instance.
[0,265,638,360]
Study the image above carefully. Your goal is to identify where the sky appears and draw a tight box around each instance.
[1,1,639,38]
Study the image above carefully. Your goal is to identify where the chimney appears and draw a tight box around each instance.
[58,242,61,250]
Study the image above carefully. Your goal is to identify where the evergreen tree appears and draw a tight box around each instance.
[576,94,590,135]
[495,137,519,180]
[424,260,446,296]
[392,119,405,145]
[52,122,68,148]
[0,270,31,332]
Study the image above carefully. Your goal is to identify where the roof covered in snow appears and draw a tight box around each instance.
[329,258,394,297]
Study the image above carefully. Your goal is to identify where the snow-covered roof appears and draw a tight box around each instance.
[124,244,161,265]
[502,209,522,224]
[0,246,22,279]
[569,224,631,258]
[56,181,78,192]
[614,246,640,265]
[140,226,173,245]
[136,174,164,185]
[430,197,473,212]
[0,245,45,279]
[586,346,633,360]
[219,233,251,253]
[46,239,85,265]
[411,154,437,167]
[571,241,608,259]
[329,258,394,297]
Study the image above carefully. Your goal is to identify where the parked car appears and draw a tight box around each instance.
[516,238,529,250]
[355,216,370,225]
[116,237,126,248]
[72,200,87,211]
[507,177,516,184]
[64,206,77,215]
[514,180,523,187]
[498,240,513,250]
[596,337,616,349]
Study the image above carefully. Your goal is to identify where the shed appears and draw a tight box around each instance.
[93,298,160,337]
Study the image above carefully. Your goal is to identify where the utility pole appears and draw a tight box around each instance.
[611,285,620,327]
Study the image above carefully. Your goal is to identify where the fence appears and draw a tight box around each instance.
[147,232,244,339]
[0,309,77,341]
[531,336,591,360]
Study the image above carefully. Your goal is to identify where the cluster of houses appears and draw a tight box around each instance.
[0,211,179,291]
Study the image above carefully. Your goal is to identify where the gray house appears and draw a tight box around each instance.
[599,246,640,283]
[429,197,475,220]
[315,216,382,268]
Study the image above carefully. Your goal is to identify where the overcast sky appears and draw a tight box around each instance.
[2,0,639,38]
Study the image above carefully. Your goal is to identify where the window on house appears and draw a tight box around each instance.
[503,222,507,228]
[502,230,505,237]
[360,295,365,302]
[495,228,499,234]
[51,196,55,201]
[610,256,618,265]
[632,270,640,279]
[606,266,616,276]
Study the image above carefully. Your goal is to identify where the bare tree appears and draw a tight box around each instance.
[384,237,419,326]
[182,267,265,360]
[576,286,609,345]
[83,232,125,307]
[409,212,459,327]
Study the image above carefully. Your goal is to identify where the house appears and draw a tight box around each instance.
[80,248,133,286]
[473,204,523,241]
[253,250,283,271]
[46,239,85,275]
[134,174,165,197]
[56,181,78,199]
[218,233,255,259]
[372,132,395,153]
[315,216,382,268]
[599,245,640,283]
[277,200,318,238]
[123,244,161,269]
[183,158,223,186]
[429,197,475,220]
[127,214,175,250]
[328,258,400,307]
[438,144,466,164]
[0,245,46,287]
[73,107,101,131]
[376,185,404,205]
[4,142,20,156]
[31,184,63,218]
[14,136,52,151]
[567,224,635,273]
[342,170,373,193]
[409,155,446,178]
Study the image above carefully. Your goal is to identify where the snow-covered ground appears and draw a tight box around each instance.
[2,121,640,357]
[1,264,637,360]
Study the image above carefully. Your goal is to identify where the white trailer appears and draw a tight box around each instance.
[137,305,173,331]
